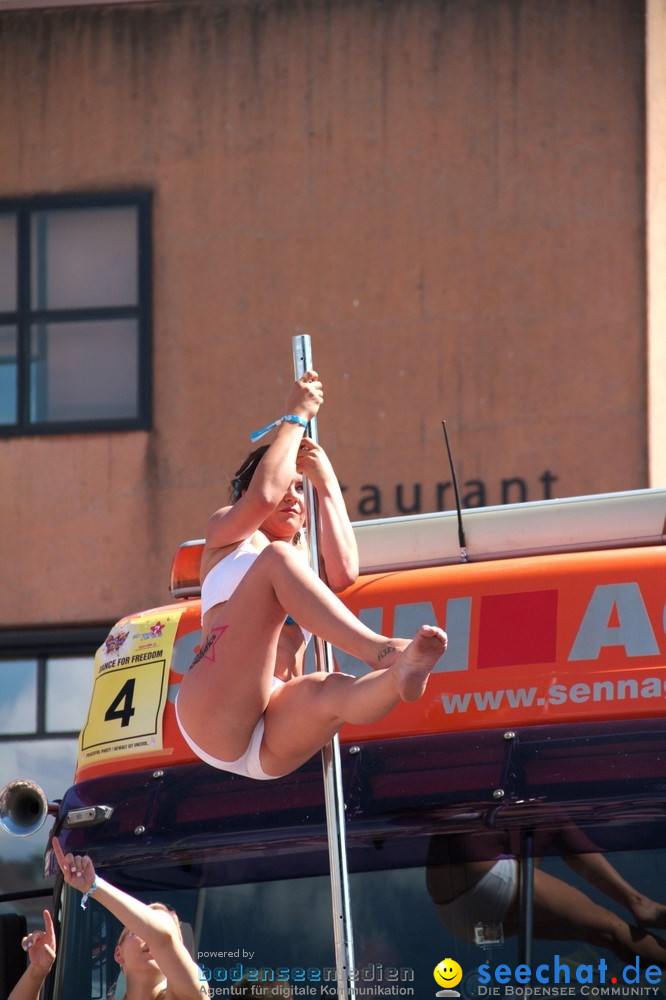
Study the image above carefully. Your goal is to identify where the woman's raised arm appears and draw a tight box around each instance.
[296,438,358,592]
[205,372,323,550]
[8,910,55,1000]
[52,838,209,1000]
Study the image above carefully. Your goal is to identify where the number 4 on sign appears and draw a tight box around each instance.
[79,612,184,765]
[104,679,137,728]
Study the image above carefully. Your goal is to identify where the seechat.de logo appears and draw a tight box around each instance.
[434,959,464,998]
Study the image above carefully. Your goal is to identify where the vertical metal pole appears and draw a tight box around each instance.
[292,335,356,1000]
[519,831,535,968]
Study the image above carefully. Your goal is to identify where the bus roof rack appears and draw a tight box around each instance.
[170,488,666,598]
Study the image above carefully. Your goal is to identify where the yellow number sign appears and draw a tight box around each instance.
[79,610,183,766]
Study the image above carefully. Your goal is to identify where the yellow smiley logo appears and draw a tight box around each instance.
[434,959,463,989]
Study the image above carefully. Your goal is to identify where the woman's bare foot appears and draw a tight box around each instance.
[388,625,447,702]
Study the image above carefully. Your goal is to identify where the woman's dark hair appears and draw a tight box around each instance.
[229,444,303,545]
[230,445,269,502]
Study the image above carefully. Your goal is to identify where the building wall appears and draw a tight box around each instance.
[0,0,648,627]
[647,0,666,487]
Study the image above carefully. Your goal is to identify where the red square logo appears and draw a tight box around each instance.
[477,590,559,669]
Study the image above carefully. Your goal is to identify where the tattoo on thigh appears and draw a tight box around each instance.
[190,625,229,670]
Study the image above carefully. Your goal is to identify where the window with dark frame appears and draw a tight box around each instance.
[0,625,110,741]
[0,634,106,893]
[0,655,96,741]
[0,193,151,435]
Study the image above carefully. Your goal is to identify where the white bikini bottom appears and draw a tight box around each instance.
[175,677,286,781]
[434,858,518,943]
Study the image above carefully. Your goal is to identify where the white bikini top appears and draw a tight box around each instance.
[200,538,312,646]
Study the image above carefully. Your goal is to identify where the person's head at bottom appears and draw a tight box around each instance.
[114,903,182,996]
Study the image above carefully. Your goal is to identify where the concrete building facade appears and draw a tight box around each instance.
[0,0,662,632]
[0,2,664,891]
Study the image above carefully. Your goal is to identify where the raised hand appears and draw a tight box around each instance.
[286,371,324,422]
[21,909,56,973]
[52,836,96,894]
[295,438,336,490]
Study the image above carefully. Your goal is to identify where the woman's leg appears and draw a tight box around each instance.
[515,868,666,965]
[176,541,446,765]
[260,626,446,775]
[235,542,401,665]
[563,852,666,930]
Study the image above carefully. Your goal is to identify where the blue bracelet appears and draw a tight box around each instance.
[250,414,308,443]
[80,876,99,910]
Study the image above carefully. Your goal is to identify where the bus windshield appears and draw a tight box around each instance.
[53,824,666,1000]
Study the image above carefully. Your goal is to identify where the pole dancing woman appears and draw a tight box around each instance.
[175,370,447,780]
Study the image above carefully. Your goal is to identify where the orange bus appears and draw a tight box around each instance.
[3,488,666,1000]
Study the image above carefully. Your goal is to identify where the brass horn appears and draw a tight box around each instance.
[0,779,51,837]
